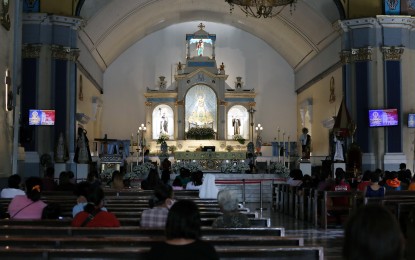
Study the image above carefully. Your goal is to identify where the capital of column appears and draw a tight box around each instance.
[219,100,228,106]
[51,45,80,61]
[351,47,373,62]
[381,46,404,61]
[339,50,352,64]
[22,44,42,59]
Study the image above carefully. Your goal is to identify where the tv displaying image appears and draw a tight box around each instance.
[368,109,398,127]
[29,109,55,125]
[408,114,415,128]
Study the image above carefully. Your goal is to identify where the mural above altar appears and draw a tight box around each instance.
[142,23,256,151]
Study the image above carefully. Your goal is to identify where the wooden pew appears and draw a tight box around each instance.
[0,246,324,260]
[0,226,285,237]
[0,236,304,248]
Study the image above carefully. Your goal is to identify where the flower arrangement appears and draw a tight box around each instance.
[157,133,170,144]
[168,145,177,153]
[233,134,245,144]
[222,162,250,173]
[172,161,202,173]
[186,127,215,140]
[128,162,156,179]
[226,145,234,152]
[269,162,290,177]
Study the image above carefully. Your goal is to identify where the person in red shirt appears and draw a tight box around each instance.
[329,168,351,227]
[71,186,120,227]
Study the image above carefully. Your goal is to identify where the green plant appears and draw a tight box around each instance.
[270,162,290,177]
[168,145,177,153]
[233,134,245,144]
[186,127,215,140]
[226,145,234,152]
[157,133,170,144]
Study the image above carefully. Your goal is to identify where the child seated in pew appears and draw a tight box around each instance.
[1,174,25,198]
[212,189,250,228]
[147,200,219,260]
[186,171,203,190]
[141,184,175,228]
[363,171,385,198]
[72,181,107,218]
[8,176,47,219]
[71,186,120,227]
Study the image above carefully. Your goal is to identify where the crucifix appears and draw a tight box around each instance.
[198,22,205,30]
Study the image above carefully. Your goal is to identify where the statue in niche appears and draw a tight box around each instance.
[196,40,204,56]
[160,112,168,134]
[299,127,311,159]
[232,116,241,135]
[188,93,213,125]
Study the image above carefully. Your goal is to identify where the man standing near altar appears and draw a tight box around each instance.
[299,128,311,159]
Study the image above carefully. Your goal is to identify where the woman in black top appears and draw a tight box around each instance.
[147,200,218,260]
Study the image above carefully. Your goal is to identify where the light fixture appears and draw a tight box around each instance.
[225,0,296,18]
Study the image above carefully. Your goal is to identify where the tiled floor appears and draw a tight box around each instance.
[246,203,344,260]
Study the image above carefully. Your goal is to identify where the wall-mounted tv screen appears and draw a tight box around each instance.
[408,114,415,128]
[368,109,398,127]
[29,109,55,125]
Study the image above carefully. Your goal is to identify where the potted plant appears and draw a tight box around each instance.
[186,127,215,140]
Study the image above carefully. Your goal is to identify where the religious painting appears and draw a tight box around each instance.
[401,0,415,15]
[189,38,213,57]
[185,85,217,131]
[384,0,401,14]
[227,105,249,140]
[152,104,174,140]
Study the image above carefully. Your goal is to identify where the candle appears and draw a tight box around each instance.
[282,132,285,165]
[288,135,290,155]
[130,134,133,147]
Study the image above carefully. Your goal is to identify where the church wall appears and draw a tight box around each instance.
[103,22,297,145]
[297,68,343,165]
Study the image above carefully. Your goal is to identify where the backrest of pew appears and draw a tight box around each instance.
[0,226,285,237]
[0,246,324,260]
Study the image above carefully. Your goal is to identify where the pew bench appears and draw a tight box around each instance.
[0,246,324,260]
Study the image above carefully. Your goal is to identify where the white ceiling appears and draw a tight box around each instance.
[78,0,341,72]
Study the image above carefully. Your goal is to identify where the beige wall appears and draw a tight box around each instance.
[297,69,343,161]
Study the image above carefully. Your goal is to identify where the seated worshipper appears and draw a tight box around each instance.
[71,186,120,227]
[329,168,351,226]
[87,169,102,189]
[147,200,219,260]
[56,171,76,192]
[141,168,163,190]
[173,167,191,188]
[363,171,385,198]
[408,175,415,191]
[286,169,303,186]
[41,167,57,191]
[212,189,250,228]
[186,171,204,190]
[161,169,171,185]
[383,171,402,191]
[161,158,172,173]
[357,170,371,191]
[110,170,125,190]
[343,205,404,260]
[72,181,107,217]
[141,184,174,228]
[398,163,412,189]
[1,174,25,198]
[199,174,219,199]
[172,178,184,190]
[8,176,47,219]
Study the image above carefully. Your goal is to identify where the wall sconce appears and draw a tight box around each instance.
[1,0,10,31]
[4,69,12,111]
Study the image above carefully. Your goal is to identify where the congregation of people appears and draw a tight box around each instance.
[1,158,415,259]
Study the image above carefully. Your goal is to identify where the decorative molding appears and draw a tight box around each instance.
[175,100,184,106]
[381,46,404,61]
[248,102,256,107]
[51,45,80,61]
[22,44,42,59]
[351,47,372,62]
[145,101,152,106]
[339,50,351,64]
[219,100,228,106]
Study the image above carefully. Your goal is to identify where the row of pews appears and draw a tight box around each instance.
[273,183,415,230]
[0,189,324,259]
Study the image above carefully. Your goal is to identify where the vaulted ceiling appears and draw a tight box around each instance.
[78,0,341,72]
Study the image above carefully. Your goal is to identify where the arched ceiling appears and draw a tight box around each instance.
[78,0,341,72]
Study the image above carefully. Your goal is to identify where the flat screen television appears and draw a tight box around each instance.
[408,114,415,128]
[368,108,398,127]
[203,146,215,152]
[29,109,55,125]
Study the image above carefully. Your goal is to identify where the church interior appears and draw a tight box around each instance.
[1,0,415,259]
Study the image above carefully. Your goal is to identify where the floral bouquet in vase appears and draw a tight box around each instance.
[269,162,290,177]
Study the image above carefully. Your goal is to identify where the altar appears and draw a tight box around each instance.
[174,151,246,171]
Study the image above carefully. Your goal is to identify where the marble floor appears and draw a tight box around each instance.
[246,202,344,260]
